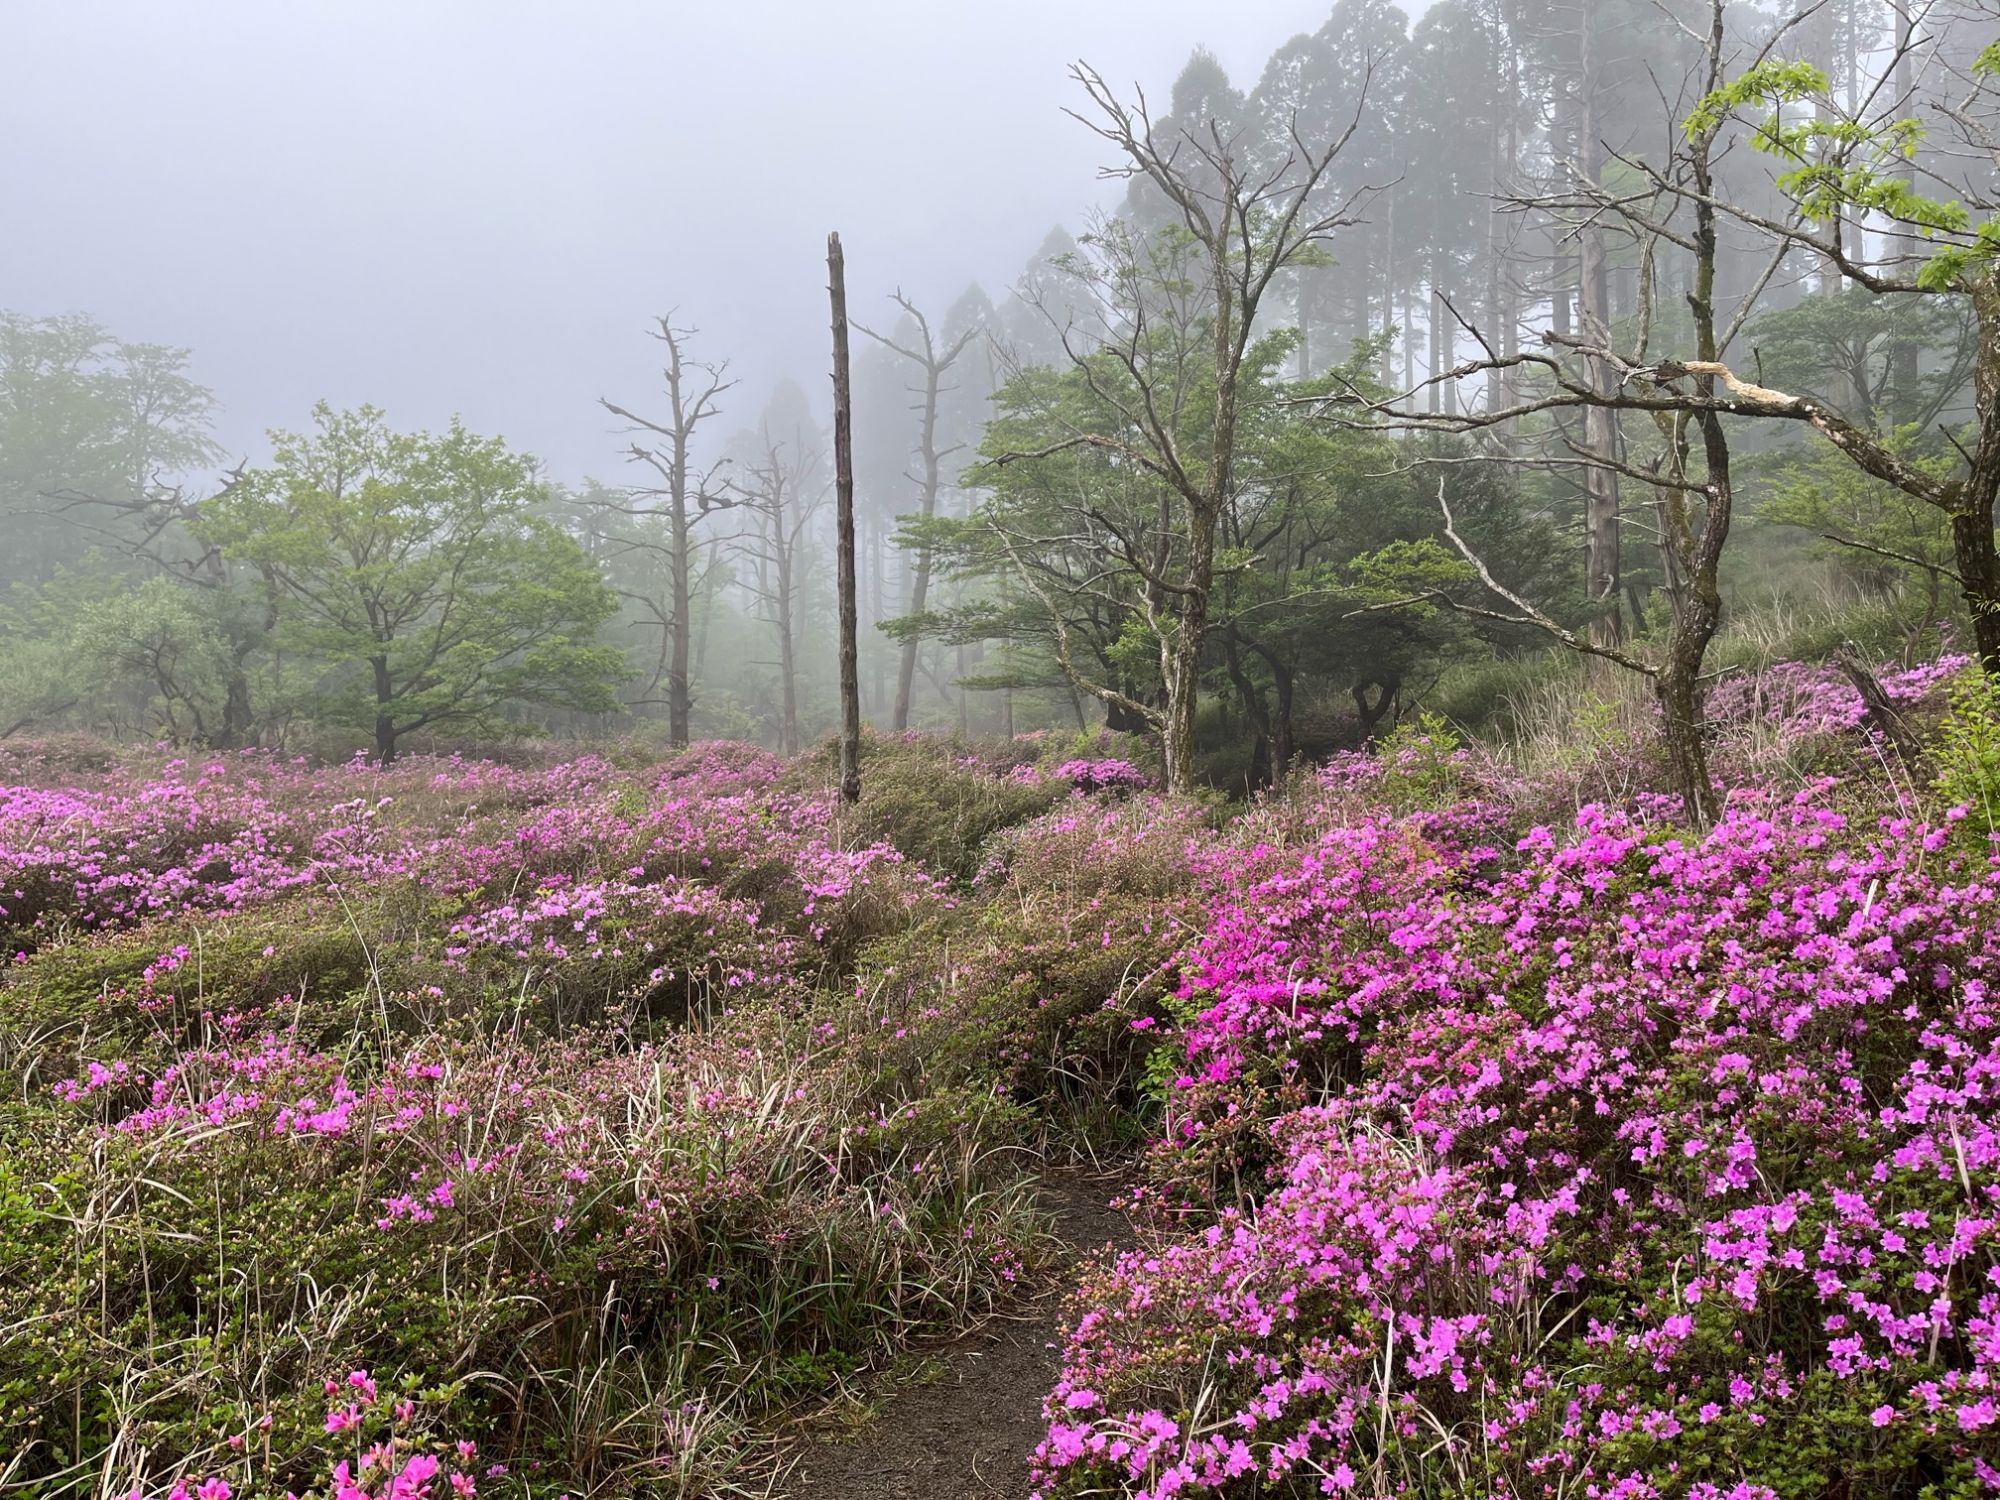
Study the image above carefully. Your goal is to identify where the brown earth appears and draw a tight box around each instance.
[776,1170,1135,1500]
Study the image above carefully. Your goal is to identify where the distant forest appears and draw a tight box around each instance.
[4,0,1998,822]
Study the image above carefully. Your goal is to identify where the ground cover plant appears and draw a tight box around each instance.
[3,655,1999,1498]
[0,733,1162,1497]
[1033,658,2000,1500]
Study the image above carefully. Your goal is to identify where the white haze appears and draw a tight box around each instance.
[0,0,1407,483]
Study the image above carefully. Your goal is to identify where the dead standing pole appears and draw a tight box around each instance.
[827,232,863,804]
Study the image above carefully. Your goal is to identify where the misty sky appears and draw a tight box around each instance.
[0,1,1415,487]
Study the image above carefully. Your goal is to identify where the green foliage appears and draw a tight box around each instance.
[1932,669,2000,847]
[1689,63,1992,292]
[1371,712,1471,812]
[844,736,1067,882]
[195,404,626,759]
[1755,425,1962,639]
[0,312,221,593]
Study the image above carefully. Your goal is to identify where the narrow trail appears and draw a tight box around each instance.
[778,1170,1136,1500]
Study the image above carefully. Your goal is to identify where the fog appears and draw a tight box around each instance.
[1,0,1365,481]
[6,0,1977,781]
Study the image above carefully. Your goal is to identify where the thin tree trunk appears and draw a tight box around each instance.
[828,233,863,802]
[219,637,257,749]
[1160,504,1216,794]
[1272,661,1295,779]
[1430,283,1449,416]
[1297,267,1313,380]
[1380,197,1397,388]
[894,366,947,730]
[1221,634,1272,792]
[777,560,799,756]
[1655,12,1735,829]
[1891,3,1922,405]
[372,655,397,765]
[869,520,886,719]
[1579,2,1624,655]
[668,486,692,746]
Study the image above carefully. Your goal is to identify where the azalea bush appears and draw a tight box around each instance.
[0,739,1058,1497]
[5,652,1996,1500]
[1033,654,2000,1500]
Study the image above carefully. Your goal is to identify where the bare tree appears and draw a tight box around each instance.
[853,292,980,731]
[731,431,828,758]
[599,317,735,747]
[987,60,1374,794]
[829,233,863,801]
[1574,0,1626,654]
[1330,0,1781,825]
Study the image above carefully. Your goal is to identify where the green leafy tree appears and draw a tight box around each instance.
[196,404,624,763]
[66,578,237,743]
[0,311,221,589]
[1670,36,2000,671]
[1758,427,1962,650]
[982,63,1374,793]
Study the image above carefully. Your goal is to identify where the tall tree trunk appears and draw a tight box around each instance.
[1297,266,1313,380]
[1379,198,1398,388]
[220,668,254,749]
[1272,660,1295,779]
[1941,282,2000,672]
[372,654,397,765]
[1221,634,1272,792]
[1893,1,1921,394]
[1160,504,1216,795]
[894,370,948,731]
[668,485,692,746]
[601,318,732,747]
[869,520,887,719]
[1655,16,1735,830]
[1579,2,1624,654]
[1431,283,1451,416]
[776,564,799,757]
[694,552,718,686]
[828,233,863,803]
[1403,284,1417,393]
[1494,4,1522,420]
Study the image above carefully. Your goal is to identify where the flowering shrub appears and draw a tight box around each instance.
[1053,759,1151,794]
[1036,780,2000,1497]
[10,656,1998,1500]
[444,873,793,1026]
[0,737,1059,1496]
[1706,653,1968,745]
[111,1373,492,1500]
[976,795,1219,899]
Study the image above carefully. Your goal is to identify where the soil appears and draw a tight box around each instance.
[777,1169,1135,1500]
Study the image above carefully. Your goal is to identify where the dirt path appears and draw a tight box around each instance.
[778,1170,1134,1500]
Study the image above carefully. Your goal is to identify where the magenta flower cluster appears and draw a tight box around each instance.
[124,1370,491,1500]
[1706,654,1970,745]
[1035,772,2000,1495]
[1051,758,1151,793]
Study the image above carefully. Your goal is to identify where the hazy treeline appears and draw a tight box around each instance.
[3,0,1998,805]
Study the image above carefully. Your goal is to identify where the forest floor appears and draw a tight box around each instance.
[777,1169,1136,1500]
